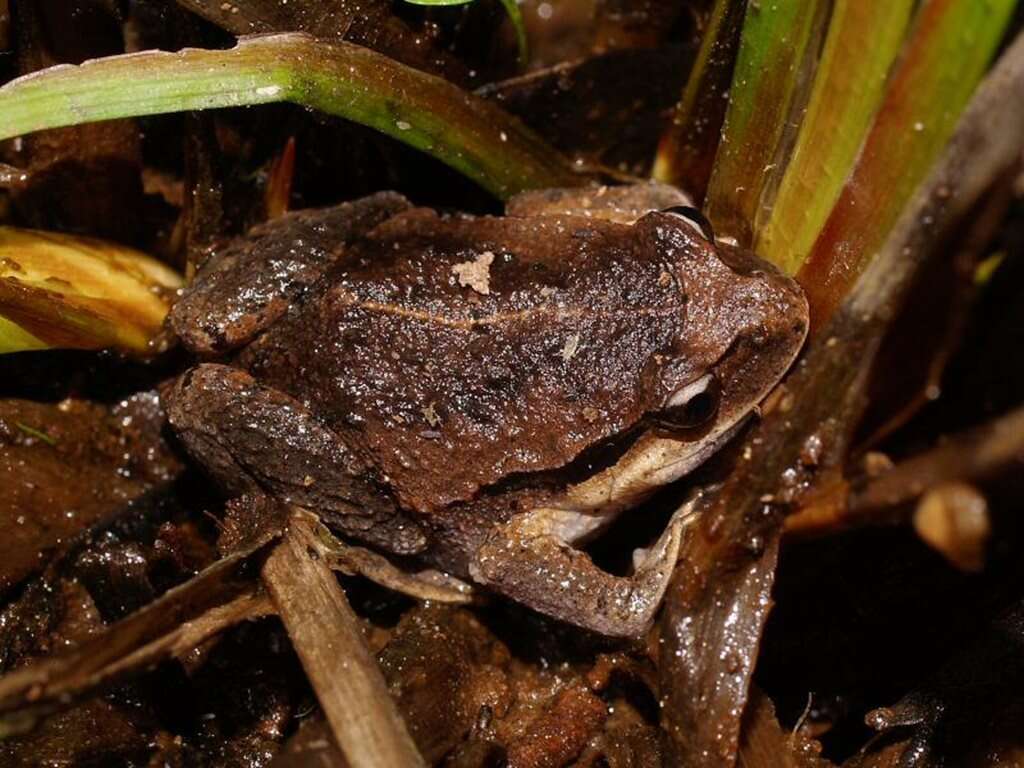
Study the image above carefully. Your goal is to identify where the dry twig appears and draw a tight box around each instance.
[262,511,426,768]
[0,547,273,736]
[787,404,1024,535]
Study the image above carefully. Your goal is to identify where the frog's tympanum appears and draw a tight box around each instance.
[165,184,808,637]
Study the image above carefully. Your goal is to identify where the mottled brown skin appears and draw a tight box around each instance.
[173,192,409,355]
[241,208,700,512]
[165,185,808,636]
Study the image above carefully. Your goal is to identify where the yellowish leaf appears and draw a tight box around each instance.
[0,227,182,354]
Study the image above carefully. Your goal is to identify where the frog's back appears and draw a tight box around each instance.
[240,209,691,514]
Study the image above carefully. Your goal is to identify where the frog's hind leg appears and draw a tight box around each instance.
[164,363,428,557]
[468,500,699,638]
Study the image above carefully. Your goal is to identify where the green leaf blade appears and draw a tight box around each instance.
[652,0,747,199]
[798,0,1018,325]
[498,0,529,66]
[703,0,828,247]
[756,0,916,274]
[0,34,577,199]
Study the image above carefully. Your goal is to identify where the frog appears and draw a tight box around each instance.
[163,183,808,638]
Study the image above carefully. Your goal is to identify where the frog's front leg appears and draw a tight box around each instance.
[469,500,698,638]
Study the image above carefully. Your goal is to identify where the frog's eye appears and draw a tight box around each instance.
[657,373,721,429]
[661,205,715,243]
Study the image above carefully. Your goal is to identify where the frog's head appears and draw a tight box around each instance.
[541,207,809,522]
[638,207,808,438]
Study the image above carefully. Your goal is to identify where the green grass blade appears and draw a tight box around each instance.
[703,0,827,247]
[0,33,576,199]
[756,0,916,274]
[498,0,529,66]
[798,0,1018,325]
[652,0,747,199]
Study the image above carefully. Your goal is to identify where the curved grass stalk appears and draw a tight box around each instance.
[0,33,578,199]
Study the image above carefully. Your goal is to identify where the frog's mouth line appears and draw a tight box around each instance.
[477,417,651,499]
[465,380,732,523]
[528,415,752,547]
